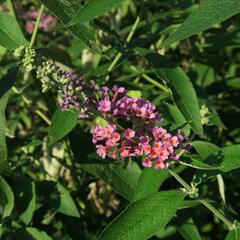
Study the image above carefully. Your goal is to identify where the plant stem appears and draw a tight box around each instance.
[142,73,169,93]
[6,0,17,20]
[108,16,140,72]
[130,65,169,93]
[35,110,51,125]
[168,169,235,230]
[29,5,44,48]
[12,86,51,125]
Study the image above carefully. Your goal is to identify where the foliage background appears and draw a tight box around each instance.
[0,0,240,239]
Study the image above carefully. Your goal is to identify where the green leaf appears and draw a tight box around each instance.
[179,200,200,210]
[13,228,52,240]
[162,103,190,136]
[133,168,168,201]
[39,0,103,54]
[81,161,141,201]
[178,218,201,240]
[202,145,240,172]
[195,145,240,180]
[70,0,124,25]
[68,24,103,54]
[39,0,78,23]
[57,183,80,218]
[0,176,14,218]
[13,177,36,225]
[0,12,28,49]
[181,141,221,170]
[164,0,240,46]
[49,109,79,145]
[137,48,203,137]
[192,141,220,159]
[226,77,240,89]
[0,88,14,164]
[181,155,219,170]
[0,69,17,172]
[98,190,185,240]
[225,229,240,240]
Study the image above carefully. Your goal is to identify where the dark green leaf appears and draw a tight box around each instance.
[70,0,124,24]
[13,177,36,224]
[192,141,220,159]
[0,88,14,164]
[133,168,168,201]
[137,48,203,137]
[13,228,52,240]
[49,109,79,145]
[0,68,17,171]
[98,190,185,240]
[202,145,240,172]
[162,103,190,136]
[195,145,240,180]
[39,0,78,23]
[164,0,240,46]
[57,183,80,218]
[226,77,240,89]
[178,218,201,240]
[81,162,141,201]
[179,200,200,210]
[39,0,103,54]
[68,24,103,53]
[225,229,240,240]
[0,12,28,49]
[0,176,14,218]
[180,155,219,170]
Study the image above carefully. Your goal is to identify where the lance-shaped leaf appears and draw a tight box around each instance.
[133,168,168,201]
[136,48,203,137]
[195,144,240,180]
[0,12,28,49]
[81,161,141,201]
[39,0,103,54]
[49,109,79,145]
[0,176,14,218]
[70,0,124,25]
[164,0,240,46]
[98,190,185,240]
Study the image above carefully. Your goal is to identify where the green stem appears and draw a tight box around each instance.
[7,0,17,20]
[12,86,51,125]
[130,65,169,93]
[108,16,140,72]
[168,169,235,230]
[29,5,44,48]
[35,110,51,125]
[142,73,169,93]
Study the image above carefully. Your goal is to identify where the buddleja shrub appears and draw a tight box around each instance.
[1,0,240,240]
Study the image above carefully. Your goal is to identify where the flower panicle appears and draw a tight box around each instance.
[14,46,189,169]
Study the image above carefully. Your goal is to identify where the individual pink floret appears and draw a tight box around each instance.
[124,129,135,139]
[143,159,152,168]
[98,99,111,112]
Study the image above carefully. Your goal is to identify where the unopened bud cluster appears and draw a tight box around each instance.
[14,46,36,72]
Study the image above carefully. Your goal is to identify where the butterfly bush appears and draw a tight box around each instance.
[15,47,189,169]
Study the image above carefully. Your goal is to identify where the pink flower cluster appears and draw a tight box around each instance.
[20,11,56,34]
[92,123,187,169]
[54,70,188,169]
[97,85,161,123]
